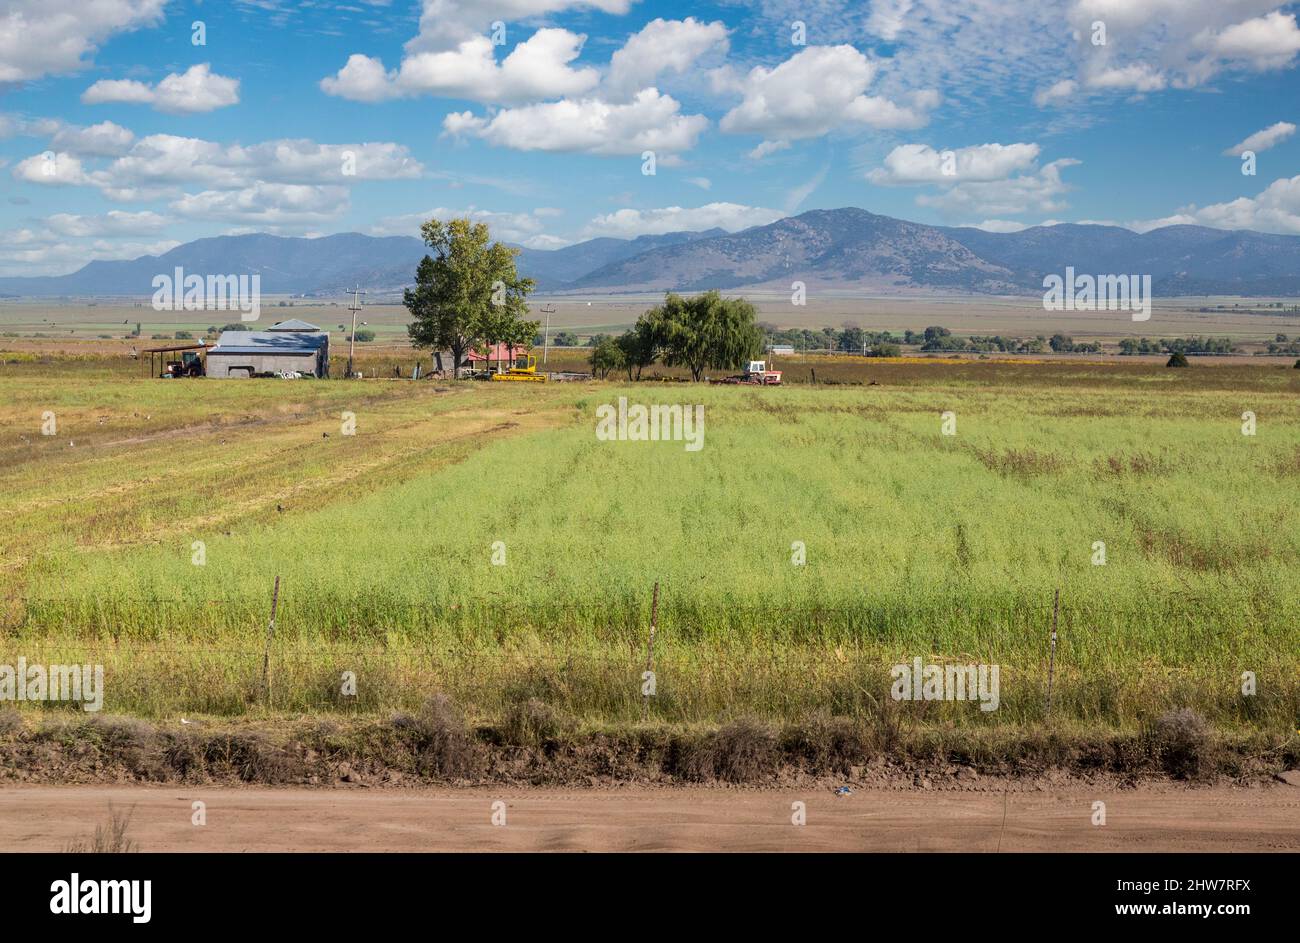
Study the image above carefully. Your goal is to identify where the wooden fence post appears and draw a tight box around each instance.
[261,575,281,704]
[1045,587,1059,717]
[642,581,659,722]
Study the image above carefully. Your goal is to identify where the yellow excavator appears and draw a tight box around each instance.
[490,352,548,383]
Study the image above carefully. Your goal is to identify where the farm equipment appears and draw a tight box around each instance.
[717,360,782,385]
[490,353,549,383]
[163,350,205,378]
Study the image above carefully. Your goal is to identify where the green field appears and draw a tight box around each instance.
[3,358,1297,738]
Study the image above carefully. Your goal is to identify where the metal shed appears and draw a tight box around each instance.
[207,322,330,378]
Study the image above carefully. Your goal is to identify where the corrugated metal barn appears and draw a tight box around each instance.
[207,320,330,378]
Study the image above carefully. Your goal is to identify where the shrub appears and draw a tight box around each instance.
[1151,708,1210,779]
[682,718,777,783]
[390,694,481,778]
[1166,351,1189,367]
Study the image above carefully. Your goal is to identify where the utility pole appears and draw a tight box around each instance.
[540,304,555,364]
[346,285,366,379]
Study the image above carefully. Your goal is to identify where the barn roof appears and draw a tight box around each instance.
[267,318,322,332]
[210,330,328,354]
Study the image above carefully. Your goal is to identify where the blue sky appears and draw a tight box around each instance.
[1,0,1298,275]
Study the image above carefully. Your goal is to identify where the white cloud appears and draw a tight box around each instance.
[685,176,711,190]
[444,88,707,156]
[916,158,1080,217]
[12,135,424,196]
[11,151,93,185]
[370,205,567,247]
[170,183,350,226]
[1210,11,1300,69]
[407,0,634,54]
[48,121,135,157]
[82,64,240,113]
[0,0,166,83]
[0,234,179,277]
[1183,175,1300,234]
[719,45,935,156]
[605,17,729,100]
[322,30,599,104]
[1085,64,1167,93]
[583,202,783,237]
[1224,120,1296,156]
[1033,78,1077,107]
[866,0,914,41]
[1070,2,1300,93]
[867,143,1041,185]
[968,219,1029,233]
[44,210,167,237]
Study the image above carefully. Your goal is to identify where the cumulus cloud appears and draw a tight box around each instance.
[45,120,136,157]
[0,0,166,83]
[605,17,728,100]
[322,30,599,105]
[582,202,783,237]
[867,143,1040,185]
[1224,120,1296,156]
[916,158,1080,217]
[12,135,423,196]
[0,234,179,277]
[1184,175,1300,233]
[444,88,707,156]
[11,151,93,186]
[719,45,936,156]
[43,210,166,237]
[170,183,350,227]
[82,64,240,113]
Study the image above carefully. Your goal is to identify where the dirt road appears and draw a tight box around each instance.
[1,784,1296,852]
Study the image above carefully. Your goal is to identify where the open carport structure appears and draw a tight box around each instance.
[141,342,207,378]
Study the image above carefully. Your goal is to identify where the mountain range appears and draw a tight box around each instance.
[3,208,1298,299]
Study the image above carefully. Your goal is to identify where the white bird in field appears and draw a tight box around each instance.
[181,718,192,725]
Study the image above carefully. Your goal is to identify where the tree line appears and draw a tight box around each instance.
[588,290,765,381]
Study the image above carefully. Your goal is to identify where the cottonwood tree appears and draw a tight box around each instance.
[657,290,763,381]
[405,218,534,378]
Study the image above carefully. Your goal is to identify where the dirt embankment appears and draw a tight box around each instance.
[1,702,1296,793]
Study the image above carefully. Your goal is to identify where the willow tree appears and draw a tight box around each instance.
[658,290,763,381]
[405,217,534,378]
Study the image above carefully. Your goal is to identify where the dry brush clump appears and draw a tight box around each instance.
[676,718,779,783]
[387,694,485,779]
[1149,708,1213,780]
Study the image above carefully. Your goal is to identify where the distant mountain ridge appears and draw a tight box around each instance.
[2,209,1298,298]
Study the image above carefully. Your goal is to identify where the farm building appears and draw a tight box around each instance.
[767,344,795,356]
[207,320,330,378]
